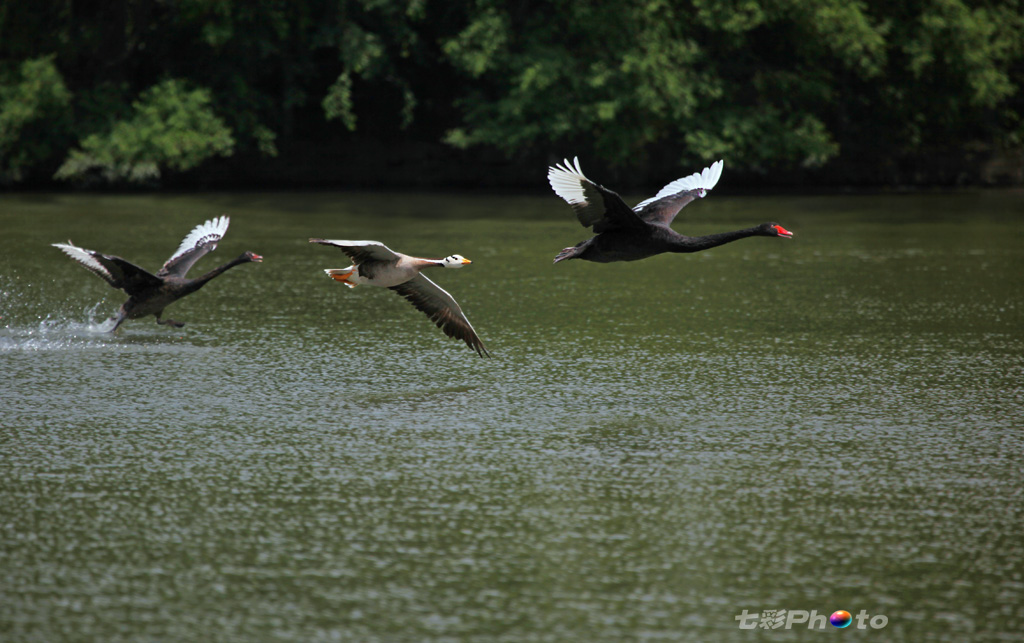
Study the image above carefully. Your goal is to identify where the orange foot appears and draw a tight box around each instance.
[326,268,357,287]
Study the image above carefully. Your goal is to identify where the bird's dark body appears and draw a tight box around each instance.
[567,226,682,263]
[120,286,183,320]
[118,278,205,321]
[109,255,256,329]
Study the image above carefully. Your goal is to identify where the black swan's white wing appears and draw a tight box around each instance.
[548,157,644,233]
[389,274,490,357]
[633,160,724,226]
[308,238,401,265]
[159,216,230,277]
[53,242,163,296]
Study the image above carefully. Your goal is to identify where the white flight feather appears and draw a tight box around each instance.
[633,159,724,211]
[547,157,591,205]
[52,242,113,280]
[165,215,230,265]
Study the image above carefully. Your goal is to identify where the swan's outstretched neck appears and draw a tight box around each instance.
[671,226,764,253]
[192,253,257,285]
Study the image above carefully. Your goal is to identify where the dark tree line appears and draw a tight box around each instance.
[2,0,1023,188]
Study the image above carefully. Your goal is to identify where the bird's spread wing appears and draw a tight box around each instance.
[53,242,163,296]
[633,160,724,226]
[389,274,490,357]
[548,157,644,233]
[160,216,230,277]
[309,238,401,265]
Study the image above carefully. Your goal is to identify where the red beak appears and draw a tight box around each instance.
[773,225,793,238]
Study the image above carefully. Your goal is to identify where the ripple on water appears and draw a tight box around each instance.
[2,194,1023,641]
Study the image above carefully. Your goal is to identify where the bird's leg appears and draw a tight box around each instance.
[325,268,358,288]
[553,246,579,263]
[108,311,127,333]
[155,311,185,328]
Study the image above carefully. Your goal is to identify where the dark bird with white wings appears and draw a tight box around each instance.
[548,158,793,263]
[309,238,490,357]
[53,216,262,331]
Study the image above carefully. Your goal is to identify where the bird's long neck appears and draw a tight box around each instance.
[669,226,763,253]
[188,254,249,288]
[408,258,445,269]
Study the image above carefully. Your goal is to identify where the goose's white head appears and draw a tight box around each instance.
[441,254,472,268]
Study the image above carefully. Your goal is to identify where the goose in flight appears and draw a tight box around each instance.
[53,216,262,331]
[548,158,793,263]
[309,238,490,357]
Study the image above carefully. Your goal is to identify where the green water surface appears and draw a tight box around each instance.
[1,190,1022,641]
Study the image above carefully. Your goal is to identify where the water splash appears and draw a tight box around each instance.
[0,302,120,352]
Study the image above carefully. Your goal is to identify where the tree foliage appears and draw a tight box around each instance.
[0,0,1021,186]
[0,56,72,183]
[54,80,234,184]
[440,0,1021,172]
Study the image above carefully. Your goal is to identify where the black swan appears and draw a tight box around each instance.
[53,216,262,331]
[309,238,490,357]
[548,158,793,263]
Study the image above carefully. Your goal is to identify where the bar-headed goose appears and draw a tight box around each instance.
[309,238,490,357]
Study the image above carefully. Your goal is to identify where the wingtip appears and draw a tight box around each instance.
[203,214,230,234]
[549,156,584,177]
[52,240,84,255]
[548,156,592,206]
[703,159,725,191]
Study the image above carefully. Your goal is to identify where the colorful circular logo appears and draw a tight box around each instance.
[830,610,853,628]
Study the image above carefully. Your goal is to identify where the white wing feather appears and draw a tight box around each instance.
[547,157,591,205]
[633,160,724,211]
[165,215,230,266]
[52,242,114,281]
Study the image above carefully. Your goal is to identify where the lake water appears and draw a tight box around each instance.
[1,189,1022,641]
